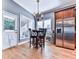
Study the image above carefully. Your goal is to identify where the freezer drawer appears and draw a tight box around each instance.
[63,26,75,49]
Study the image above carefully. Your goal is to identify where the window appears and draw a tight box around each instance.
[37,21,43,29]
[44,19,51,29]
[20,14,35,40]
[3,17,15,30]
[44,19,52,40]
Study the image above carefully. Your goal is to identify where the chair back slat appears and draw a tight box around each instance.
[29,29,38,38]
[38,30,44,37]
[31,30,37,37]
[39,28,47,37]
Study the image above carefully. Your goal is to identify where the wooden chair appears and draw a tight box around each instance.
[39,28,47,41]
[38,29,46,47]
[29,29,38,47]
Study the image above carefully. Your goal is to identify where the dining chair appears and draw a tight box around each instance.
[38,29,46,47]
[29,29,38,47]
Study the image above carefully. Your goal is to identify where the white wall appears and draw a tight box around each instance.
[2,0,35,49]
[2,0,35,43]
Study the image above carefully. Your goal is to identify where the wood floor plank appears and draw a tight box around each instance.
[2,42,76,59]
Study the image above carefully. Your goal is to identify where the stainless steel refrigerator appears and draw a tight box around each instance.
[56,17,76,49]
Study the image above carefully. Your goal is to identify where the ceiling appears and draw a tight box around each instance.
[13,0,76,14]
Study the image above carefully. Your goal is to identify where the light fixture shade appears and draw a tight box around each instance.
[37,0,39,3]
[35,13,41,19]
[35,13,44,21]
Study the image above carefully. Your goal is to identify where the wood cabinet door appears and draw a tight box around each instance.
[2,32,10,50]
[55,11,64,21]
[64,8,74,18]
[55,8,75,20]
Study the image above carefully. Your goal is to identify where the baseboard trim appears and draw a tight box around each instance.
[18,40,29,45]
[2,40,29,51]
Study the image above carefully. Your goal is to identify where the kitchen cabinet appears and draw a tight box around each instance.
[2,31,17,50]
[2,32,10,49]
[2,11,18,50]
[55,7,75,20]
[55,10,64,21]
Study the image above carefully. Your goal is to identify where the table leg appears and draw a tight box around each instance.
[35,37,38,48]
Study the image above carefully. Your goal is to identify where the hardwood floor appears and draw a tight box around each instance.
[2,42,76,59]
